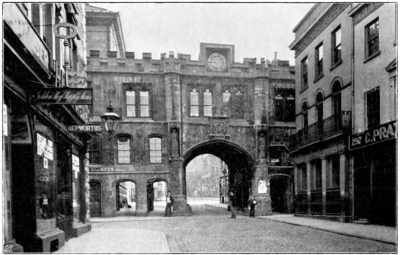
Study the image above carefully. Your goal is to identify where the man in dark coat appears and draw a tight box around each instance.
[229,191,236,218]
[248,195,257,218]
[165,191,174,217]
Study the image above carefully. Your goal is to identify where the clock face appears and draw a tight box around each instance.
[207,53,227,71]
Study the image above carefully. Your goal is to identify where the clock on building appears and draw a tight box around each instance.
[207,52,227,72]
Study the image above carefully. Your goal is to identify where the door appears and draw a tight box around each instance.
[354,165,371,221]
[89,181,101,217]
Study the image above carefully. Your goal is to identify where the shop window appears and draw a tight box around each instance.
[301,57,308,90]
[222,90,231,117]
[315,43,323,79]
[117,137,130,164]
[366,88,380,129]
[332,26,342,66]
[190,89,199,117]
[150,137,162,163]
[88,136,102,165]
[366,18,379,58]
[275,89,295,122]
[331,155,340,188]
[298,164,307,191]
[126,91,136,117]
[313,160,322,190]
[203,89,212,117]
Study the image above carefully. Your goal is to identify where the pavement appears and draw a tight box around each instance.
[56,202,397,253]
[208,202,398,245]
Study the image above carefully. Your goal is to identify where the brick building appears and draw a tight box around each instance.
[3,3,91,252]
[86,5,296,217]
[289,3,397,225]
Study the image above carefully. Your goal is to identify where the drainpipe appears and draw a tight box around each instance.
[350,10,356,222]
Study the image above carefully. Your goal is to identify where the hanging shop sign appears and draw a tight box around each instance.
[4,3,50,73]
[349,120,397,150]
[54,23,78,40]
[31,88,93,105]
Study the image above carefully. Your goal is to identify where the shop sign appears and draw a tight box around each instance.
[32,88,93,105]
[4,4,49,73]
[72,155,80,178]
[38,174,51,182]
[3,105,8,137]
[258,179,267,194]
[68,124,102,133]
[37,133,53,160]
[349,120,397,150]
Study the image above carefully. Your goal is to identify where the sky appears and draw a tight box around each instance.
[92,3,314,65]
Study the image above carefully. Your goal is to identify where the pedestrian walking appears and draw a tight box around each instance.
[248,195,257,218]
[165,191,174,217]
[229,191,236,218]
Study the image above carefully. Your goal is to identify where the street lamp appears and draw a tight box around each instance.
[101,101,120,139]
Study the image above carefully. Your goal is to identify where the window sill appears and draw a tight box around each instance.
[330,59,342,71]
[314,73,324,83]
[364,51,381,63]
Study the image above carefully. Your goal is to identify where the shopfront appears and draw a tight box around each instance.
[350,120,397,226]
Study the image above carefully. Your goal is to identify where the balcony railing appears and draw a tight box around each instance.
[290,111,351,150]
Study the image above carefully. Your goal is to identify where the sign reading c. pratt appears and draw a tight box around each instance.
[68,124,102,133]
[349,120,397,150]
[32,88,93,105]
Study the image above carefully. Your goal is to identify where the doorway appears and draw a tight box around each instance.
[89,181,101,217]
[147,179,167,216]
[269,175,293,213]
[116,181,136,216]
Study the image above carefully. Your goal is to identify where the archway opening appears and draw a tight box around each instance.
[183,140,255,212]
[147,178,167,216]
[116,181,136,216]
[186,154,227,205]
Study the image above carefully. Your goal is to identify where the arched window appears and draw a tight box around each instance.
[149,137,162,163]
[316,93,324,134]
[203,89,212,117]
[117,137,131,164]
[302,102,308,129]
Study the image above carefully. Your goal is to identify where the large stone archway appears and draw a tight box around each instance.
[183,139,256,209]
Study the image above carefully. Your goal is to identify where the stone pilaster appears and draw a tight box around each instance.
[306,161,311,216]
[321,157,327,215]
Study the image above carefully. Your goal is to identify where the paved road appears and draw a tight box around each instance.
[91,205,396,253]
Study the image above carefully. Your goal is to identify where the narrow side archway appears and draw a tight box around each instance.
[183,139,256,210]
[115,179,137,216]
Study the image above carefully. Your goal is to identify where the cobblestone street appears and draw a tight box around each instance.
[89,205,396,253]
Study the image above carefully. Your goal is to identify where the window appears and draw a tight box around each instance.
[117,137,130,164]
[88,137,102,165]
[275,89,295,122]
[332,26,342,65]
[302,102,309,129]
[366,19,379,58]
[298,164,307,191]
[125,88,150,118]
[301,57,308,90]
[331,155,340,188]
[366,88,380,129]
[315,43,323,78]
[126,91,136,117]
[140,91,149,117]
[269,147,283,166]
[233,90,244,119]
[222,90,231,117]
[203,89,212,117]
[150,137,162,163]
[313,160,322,190]
[190,89,199,117]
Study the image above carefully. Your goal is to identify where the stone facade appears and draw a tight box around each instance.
[86,5,295,217]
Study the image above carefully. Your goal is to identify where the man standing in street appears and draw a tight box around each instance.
[248,195,257,218]
[165,191,174,217]
[229,191,236,218]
